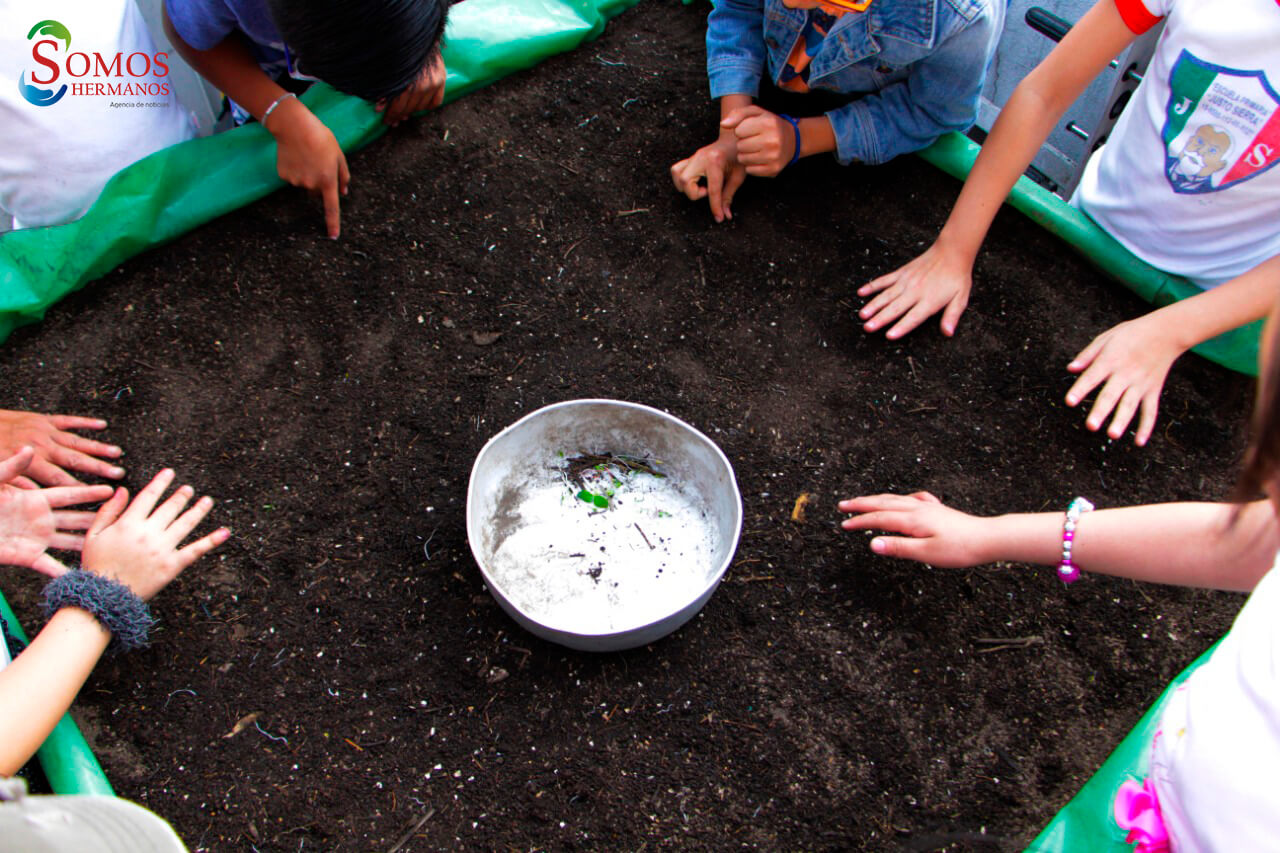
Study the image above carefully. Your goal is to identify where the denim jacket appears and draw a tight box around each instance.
[706,0,1003,165]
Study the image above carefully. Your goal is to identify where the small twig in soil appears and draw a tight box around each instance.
[734,575,776,583]
[633,523,655,550]
[973,635,1043,653]
[698,256,707,289]
[386,808,436,853]
[616,208,650,217]
[563,238,585,259]
[907,356,919,382]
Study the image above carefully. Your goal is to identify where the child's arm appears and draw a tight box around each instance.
[839,492,1279,592]
[0,409,123,486]
[162,6,349,239]
[0,447,113,577]
[857,0,1139,339]
[1065,254,1280,446]
[726,3,1001,177]
[670,94,754,223]
[670,0,768,222]
[0,469,228,775]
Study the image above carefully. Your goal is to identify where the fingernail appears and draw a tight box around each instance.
[110,466,125,477]
[870,538,886,554]
[1065,396,1077,406]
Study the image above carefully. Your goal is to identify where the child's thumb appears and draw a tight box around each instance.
[719,106,755,129]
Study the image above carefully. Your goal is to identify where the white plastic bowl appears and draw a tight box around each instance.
[466,400,743,651]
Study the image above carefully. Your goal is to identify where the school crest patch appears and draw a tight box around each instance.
[1162,49,1280,193]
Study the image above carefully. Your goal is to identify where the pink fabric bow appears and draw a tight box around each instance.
[1114,778,1170,853]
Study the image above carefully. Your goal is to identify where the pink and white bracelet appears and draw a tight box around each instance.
[1059,497,1094,584]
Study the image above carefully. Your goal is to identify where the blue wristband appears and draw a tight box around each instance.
[778,114,802,169]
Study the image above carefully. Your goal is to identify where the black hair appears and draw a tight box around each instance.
[266,0,448,103]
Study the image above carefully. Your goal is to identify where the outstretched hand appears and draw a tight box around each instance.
[857,241,973,339]
[670,134,748,223]
[82,469,229,601]
[266,96,351,240]
[1065,315,1185,446]
[377,52,447,127]
[838,491,990,568]
[0,409,123,486]
[0,448,113,576]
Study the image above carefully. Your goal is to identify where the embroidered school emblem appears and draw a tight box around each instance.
[1162,50,1280,193]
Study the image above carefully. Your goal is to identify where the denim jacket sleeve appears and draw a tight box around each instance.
[826,0,1002,165]
[706,0,770,99]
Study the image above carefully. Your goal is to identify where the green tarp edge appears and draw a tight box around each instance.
[0,0,641,346]
[918,133,1259,377]
[0,588,114,795]
[0,0,641,795]
[1024,639,1220,852]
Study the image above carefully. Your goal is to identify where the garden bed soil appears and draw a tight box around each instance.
[0,1,1254,849]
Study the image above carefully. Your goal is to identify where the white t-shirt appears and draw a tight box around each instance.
[0,1,193,230]
[1074,0,1280,288]
[1149,558,1280,850]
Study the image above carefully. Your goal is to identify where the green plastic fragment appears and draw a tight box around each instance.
[592,494,609,509]
[576,489,594,503]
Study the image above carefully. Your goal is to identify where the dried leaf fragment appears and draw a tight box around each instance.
[223,711,262,739]
[790,493,811,523]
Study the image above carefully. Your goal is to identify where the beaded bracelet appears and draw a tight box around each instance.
[42,569,156,654]
[778,114,802,169]
[1058,497,1095,584]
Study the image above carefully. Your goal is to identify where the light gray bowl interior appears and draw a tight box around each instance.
[467,400,742,648]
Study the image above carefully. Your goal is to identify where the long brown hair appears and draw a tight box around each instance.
[1235,294,1280,501]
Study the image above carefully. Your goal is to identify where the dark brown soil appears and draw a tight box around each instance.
[0,2,1254,849]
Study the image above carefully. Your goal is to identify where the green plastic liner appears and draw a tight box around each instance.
[1024,640,1219,852]
[917,133,1259,377]
[0,0,641,346]
[0,588,114,795]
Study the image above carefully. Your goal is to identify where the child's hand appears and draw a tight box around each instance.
[858,240,973,339]
[720,105,795,177]
[265,96,351,239]
[670,135,748,223]
[0,448,113,576]
[1065,314,1185,446]
[0,409,124,486]
[377,53,446,127]
[81,469,229,601]
[839,491,992,567]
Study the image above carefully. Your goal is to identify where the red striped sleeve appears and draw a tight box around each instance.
[1114,0,1163,33]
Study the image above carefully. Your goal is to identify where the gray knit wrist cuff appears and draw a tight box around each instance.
[42,569,155,654]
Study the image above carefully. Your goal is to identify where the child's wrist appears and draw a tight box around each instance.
[42,569,155,654]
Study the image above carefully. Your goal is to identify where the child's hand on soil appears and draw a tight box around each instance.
[839,491,991,568]
[858,240,973,339]
[720,105,795,178]
[670,135,748,223]
[377,53,446,127]
[0,409,124,486]
[1065,314,1185,447]
[265,96,351,239]
[82,469,229,601]
[0,447,113,577]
